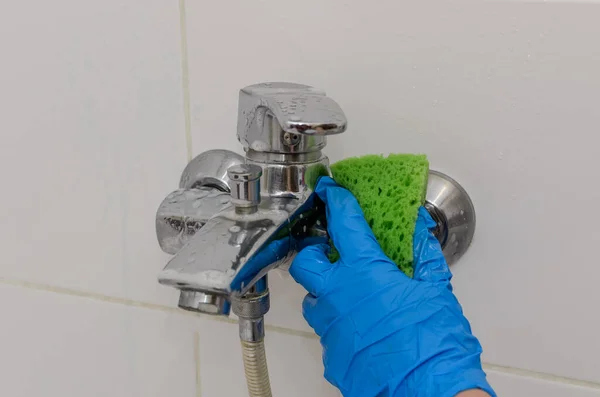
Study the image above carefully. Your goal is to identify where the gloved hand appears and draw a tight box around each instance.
[290,177,495,397]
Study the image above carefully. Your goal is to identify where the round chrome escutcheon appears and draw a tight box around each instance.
[425,170,476,266]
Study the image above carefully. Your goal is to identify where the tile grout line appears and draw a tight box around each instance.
[3,276,600,391]
[0,275,315,336]
[178,0,193,162]
[194,331,202,397]
[0,277,234,324]
[483,363,600,391]
[263,322,317,339]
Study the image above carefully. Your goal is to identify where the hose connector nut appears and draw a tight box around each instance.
[232,291,270,342]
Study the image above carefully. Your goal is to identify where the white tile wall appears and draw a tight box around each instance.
[1,0,599,395]
[3,282,600,397]
[0,283,197,397]
[0,0,186,306]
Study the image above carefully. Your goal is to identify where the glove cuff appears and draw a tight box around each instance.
[440,368,496,397]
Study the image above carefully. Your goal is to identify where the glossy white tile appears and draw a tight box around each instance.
[0,0,186,306]
[0,283,196,397]
[185,0,600,382]
[265,268,313,333]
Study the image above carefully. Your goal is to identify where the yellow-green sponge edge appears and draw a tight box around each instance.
[330,154,429,277]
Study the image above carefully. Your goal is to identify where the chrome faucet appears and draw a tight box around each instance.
[157,82,345,315]
[155,82,476,397]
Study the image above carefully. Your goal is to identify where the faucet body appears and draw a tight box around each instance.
[156,82,346,315]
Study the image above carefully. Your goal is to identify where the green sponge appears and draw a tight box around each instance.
[330,154,429,277]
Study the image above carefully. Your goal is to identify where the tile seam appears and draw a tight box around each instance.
[178,0,192,162]
[3,277,599,390]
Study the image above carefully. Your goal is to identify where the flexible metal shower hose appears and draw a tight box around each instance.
[241,340,272,397]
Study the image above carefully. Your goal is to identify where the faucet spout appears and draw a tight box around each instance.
[158,190,326,314]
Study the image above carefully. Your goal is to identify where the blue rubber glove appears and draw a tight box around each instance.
[290,177,495,397]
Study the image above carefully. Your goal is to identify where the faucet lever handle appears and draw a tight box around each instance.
[237,82,347,153]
